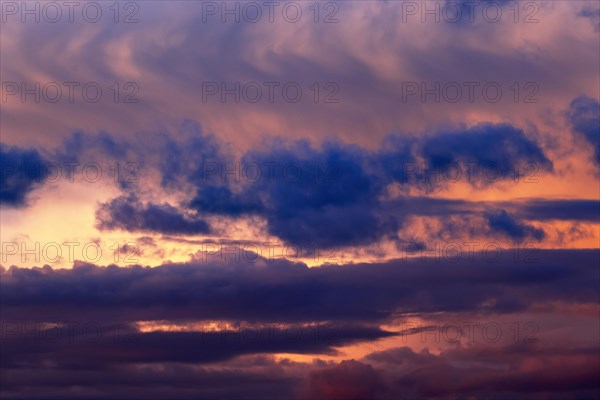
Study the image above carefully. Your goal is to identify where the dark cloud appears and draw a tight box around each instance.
[153,121,225,190]
[190,185,264,216]
[0,359,300,400]
[485,209,546,241]
[96,195,210,235]
[1,4,597,400]
[1,250,597,324]
[3,341,597,400]
[364,344,600,399]
[0,144,49,207]
[0,123,224,209]
[30,122,548,247]
[386,198,553,243]
[184,123,553,247]
[0,322,393,369]
[578,6,600,32]
[0,131,136,208]
[308,360,385,400]
[418,123,553,180]
[392,197,600,224]
[2,123,560,247]
[568,96,600,165]
[57,131,130,162]
[234,141,392,247]
[514,198,600,223]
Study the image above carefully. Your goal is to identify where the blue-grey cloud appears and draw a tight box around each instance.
[2,249,597,324]
[0,144,49,207]
[185,123,553,247]
[96,195,210,235]
[568,96,600,165]
[485,209,546,241]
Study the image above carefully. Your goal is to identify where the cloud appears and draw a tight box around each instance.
[568,96,600,165]
[185,123,553,247]
[514,198,600,222]
[219,139,393,247]
[308,360,385,400]
[363,344,600,399]
[0,144,50,207]
[578,5,600,32]
[1,3,598,399]
[8,123,593,248]
[96,195,211,235]
[485,209,546,241]
[2,249,597,324]
[418,123,553,180]
[0,322,393,369]
[0,358,301,400]
[40,121,551,246]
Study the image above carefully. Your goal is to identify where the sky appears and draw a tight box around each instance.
[0,0,599,398]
